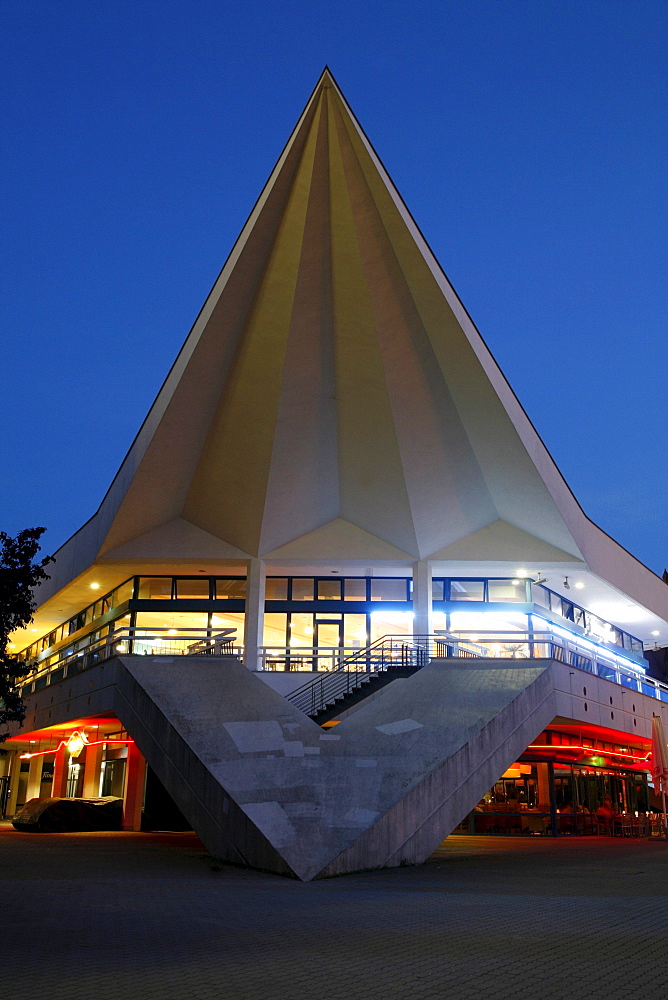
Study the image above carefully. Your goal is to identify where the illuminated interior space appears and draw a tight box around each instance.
[4,72,668,874]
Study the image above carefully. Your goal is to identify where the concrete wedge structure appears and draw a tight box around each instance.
[15,652,562,880]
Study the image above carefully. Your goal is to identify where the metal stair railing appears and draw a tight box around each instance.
[286,634,438,718]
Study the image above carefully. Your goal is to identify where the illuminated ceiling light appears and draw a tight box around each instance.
[511,579,520,585]
[574,582,585,589]
[31,628,39,633]
[90,583,100,590]
[516,569,528,578]
[168,629,178,635]
[652,631,660,637]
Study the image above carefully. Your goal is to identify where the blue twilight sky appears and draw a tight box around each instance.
[1,1,667,572]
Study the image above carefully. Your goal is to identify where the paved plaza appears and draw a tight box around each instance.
[3,823,668,1000]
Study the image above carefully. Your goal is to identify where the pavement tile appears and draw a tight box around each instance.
[3,824,668,999]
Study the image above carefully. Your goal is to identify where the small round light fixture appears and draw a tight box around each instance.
[652,630,660,637]
[516,569,528,578]
[90,582,100,590]
[574,581,585,590]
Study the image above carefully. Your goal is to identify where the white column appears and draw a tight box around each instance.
[6,752,22,817]
[412,560,433,638]
[26,755,44,801]
[244,558,266,671]
[83,743,104,798]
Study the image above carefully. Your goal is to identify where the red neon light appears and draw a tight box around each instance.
[20,738,134,760]
[527,743,651,764]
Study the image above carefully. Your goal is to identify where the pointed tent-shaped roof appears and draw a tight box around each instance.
[39,70,668,626]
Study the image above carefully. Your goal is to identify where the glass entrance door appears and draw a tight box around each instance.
[315,620,343,649]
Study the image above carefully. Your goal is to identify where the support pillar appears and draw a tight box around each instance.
[26,755,44,801]
[6,752,22,817]
[122,742,146,831]
[51,745,69,798]
[412,560,433,639]
[244,558,266,672]
[83,742,104,798]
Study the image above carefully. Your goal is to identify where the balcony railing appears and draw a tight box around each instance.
[17,626,668,707]
[20,628,243,696]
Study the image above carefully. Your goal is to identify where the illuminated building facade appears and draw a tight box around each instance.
[3,71,668,875]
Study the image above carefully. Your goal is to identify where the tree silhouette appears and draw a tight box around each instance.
[0,528,54,740]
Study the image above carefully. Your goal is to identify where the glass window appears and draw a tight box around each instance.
[317,579,342,600]
[214,578,247,599]
[93,600,104,619]
[343,578,367,601]
[531,585,549,609]
[574,607,587,629]
[113,579,134,606]
[137,578,173,600]
[291,578,314,601]
[210,611,245,644]
[549,593,563,616]
[370,579,408,602]
[175,578,211,599]
[132,611,210,654]
[449,580,484,602]
[289,612,314,647]
[488,580,525,602]
[343,614,367,648]
[265,578,288,601]
[263,613,287,646]
[369,610,412,641]
[133,610,209,633]
[432,580,445,601]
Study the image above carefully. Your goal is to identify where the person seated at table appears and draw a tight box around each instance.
[596,798,615,819]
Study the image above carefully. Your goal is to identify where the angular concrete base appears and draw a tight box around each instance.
[108,655,557,879]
